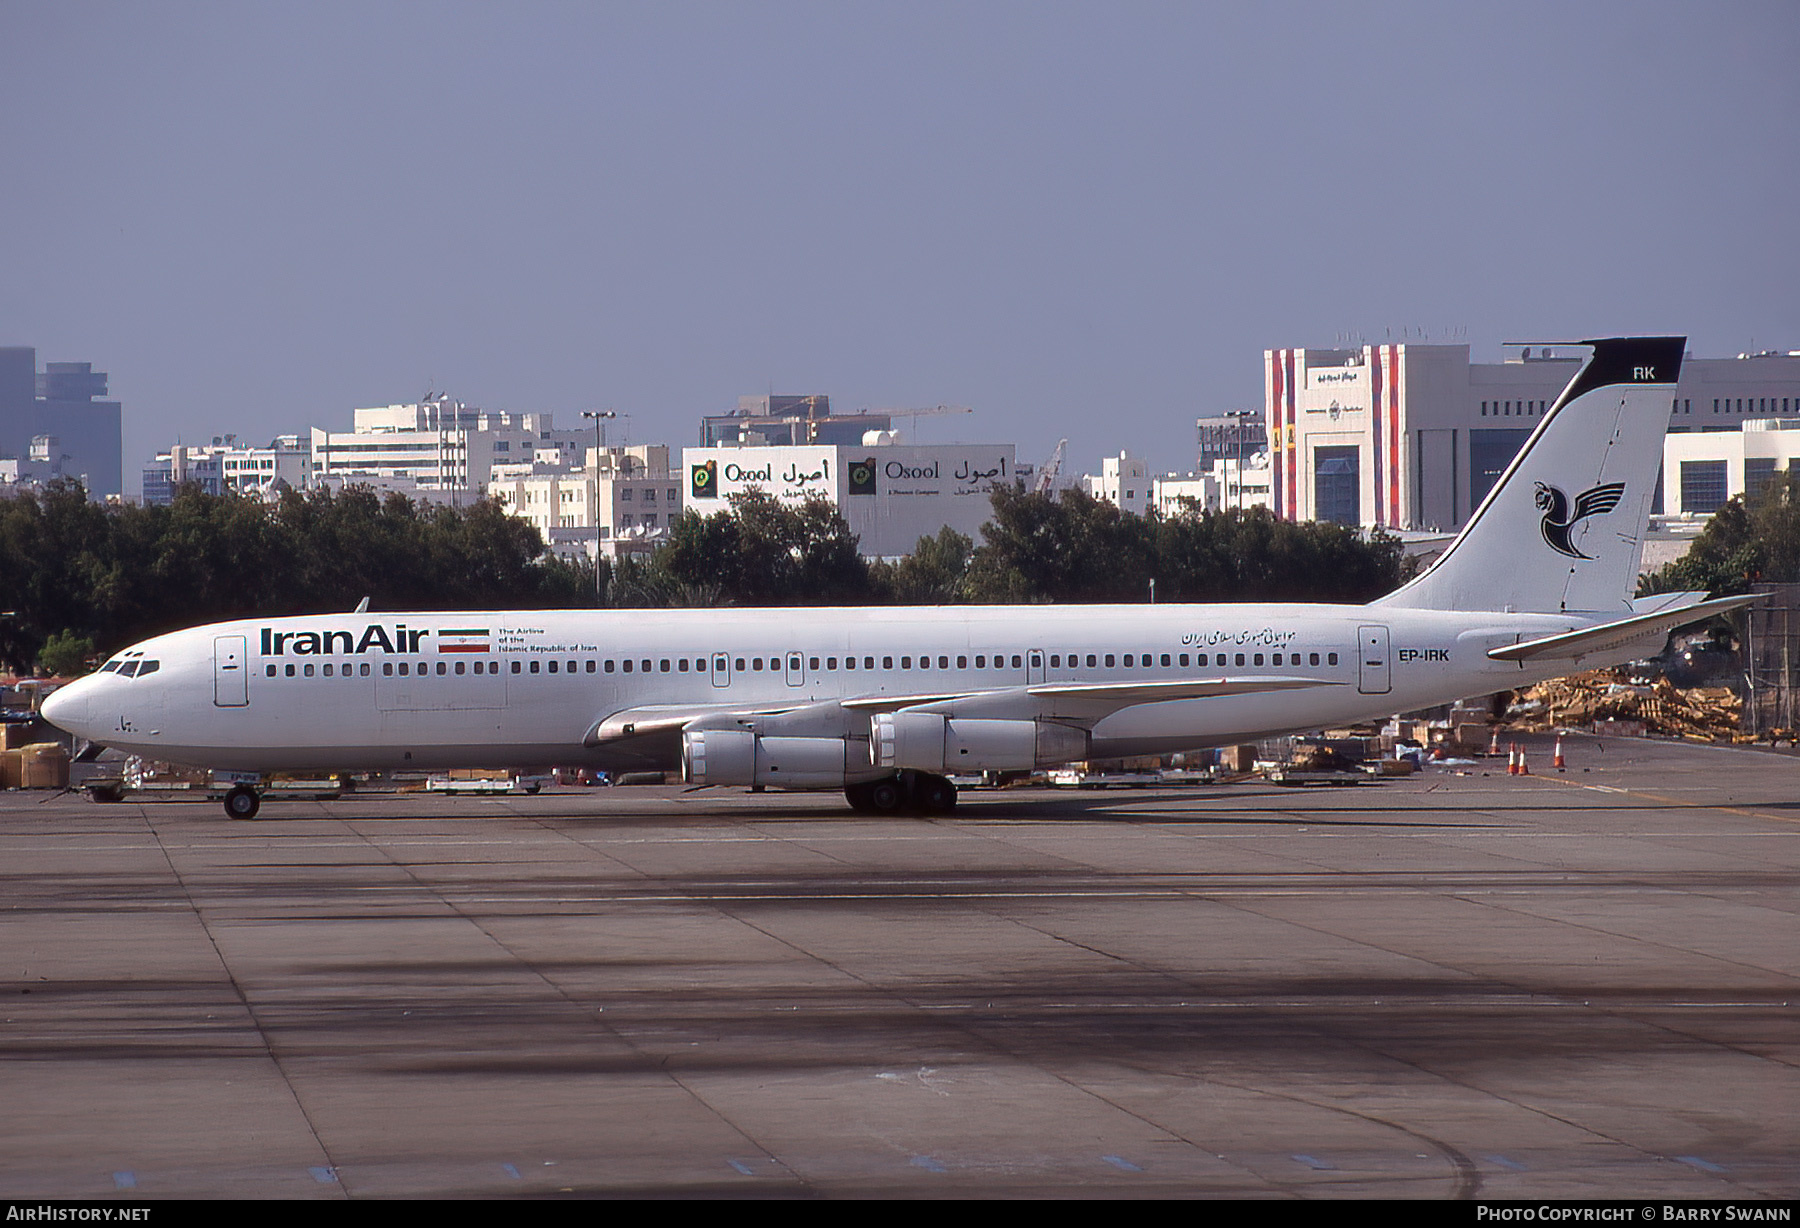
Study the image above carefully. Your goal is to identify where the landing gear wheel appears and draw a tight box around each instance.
[866,777,905,814]
[845,781,879,814]
[223,785,262,821]
[911,773,958,816]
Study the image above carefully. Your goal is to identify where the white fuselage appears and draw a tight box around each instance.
[43,602,1611,777]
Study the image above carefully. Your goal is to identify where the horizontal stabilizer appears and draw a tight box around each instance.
[1629,591,1711,616]
[1486,594,1758,663]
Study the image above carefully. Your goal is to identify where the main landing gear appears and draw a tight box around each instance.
[844,771,957,816]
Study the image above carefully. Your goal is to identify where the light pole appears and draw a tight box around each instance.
[581,411,617,605]
[582,409,617,452]
[1225,409,1254,514]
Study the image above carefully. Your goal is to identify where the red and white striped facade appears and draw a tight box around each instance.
[1265,343,1418,529]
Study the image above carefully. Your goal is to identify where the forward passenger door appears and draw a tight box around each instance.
[213,636,248,707]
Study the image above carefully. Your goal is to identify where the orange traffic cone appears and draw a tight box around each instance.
[1507,744,1519,775]
[1553,735,1567,771]
[1488,728,1501,757]
[1518,746,1531,775]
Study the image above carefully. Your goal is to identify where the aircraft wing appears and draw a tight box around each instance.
[583,701,811,747]
[852,674,1347,724]
[587,675,1345,749]
[1028,676,1340,703]
[1487,593,1760,664]
[835,676,1339,711]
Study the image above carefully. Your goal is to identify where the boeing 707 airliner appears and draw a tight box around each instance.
[45,337,1746,819]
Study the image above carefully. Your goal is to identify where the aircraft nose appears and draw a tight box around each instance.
[40,677,93,736]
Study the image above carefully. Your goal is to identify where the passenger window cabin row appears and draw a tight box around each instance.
[259,650,1342,679]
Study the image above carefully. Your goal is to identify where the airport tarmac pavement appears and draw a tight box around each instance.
[0,733,1795,1198]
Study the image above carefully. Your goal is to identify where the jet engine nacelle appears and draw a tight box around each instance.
[870,712,1089,773]
[681,729,862,788]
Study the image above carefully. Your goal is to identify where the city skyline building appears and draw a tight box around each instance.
[489,444,679,562]
[141,434,312,505]
[1081,451,1150,516]
[1149,455,1275,518]
[309,396,588,493]
[698,394,896,449]
[0,348,123,499]
[1661,416,1800,518]
[1196,411,1266,468]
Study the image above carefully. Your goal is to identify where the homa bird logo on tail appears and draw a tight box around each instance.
[1534,481,1625,559]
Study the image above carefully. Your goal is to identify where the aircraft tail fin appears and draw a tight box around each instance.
[1373,336,1684,615]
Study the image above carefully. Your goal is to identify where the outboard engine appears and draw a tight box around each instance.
[870,712,1088,773]
[682,729,863,788]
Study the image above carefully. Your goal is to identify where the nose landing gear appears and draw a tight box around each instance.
[222,784,262,821]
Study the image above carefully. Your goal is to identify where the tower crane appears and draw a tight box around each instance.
[1032,438,1068,494]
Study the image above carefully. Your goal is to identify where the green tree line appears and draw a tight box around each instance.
[3,480,1412,674]
[622,486,1409,608]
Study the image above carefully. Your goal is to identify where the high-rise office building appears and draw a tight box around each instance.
[0,348,123,498]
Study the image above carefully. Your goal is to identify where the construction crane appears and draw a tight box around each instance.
[1032,438,1068,494]
[865,404,973,420]
[861,404,973,433]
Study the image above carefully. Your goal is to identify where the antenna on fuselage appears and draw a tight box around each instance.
[354,596,371,613]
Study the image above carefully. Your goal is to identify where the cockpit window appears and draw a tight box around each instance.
[118,661,141,677]
[100,661,121,673]
[137,660,159,677]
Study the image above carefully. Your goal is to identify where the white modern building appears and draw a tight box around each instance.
[0,434,75,492]
[1080,448,1275,520]
[310,396,588,493]
[1149,472,1214,516]
[682,439,1018,559]
[141,434,313,505]
[1081,451,1150,516]
[489,445,680,561]
[310,472,483,508]
[1662,417,1800,517]
[1150,454,1274,517]
[1263,343,1800,530]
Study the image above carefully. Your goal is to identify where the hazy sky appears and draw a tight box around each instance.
[4,1,1796,493]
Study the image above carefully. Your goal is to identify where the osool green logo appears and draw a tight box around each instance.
[848,457,877,495]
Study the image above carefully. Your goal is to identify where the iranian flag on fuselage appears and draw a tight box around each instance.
[438,628,491,653]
